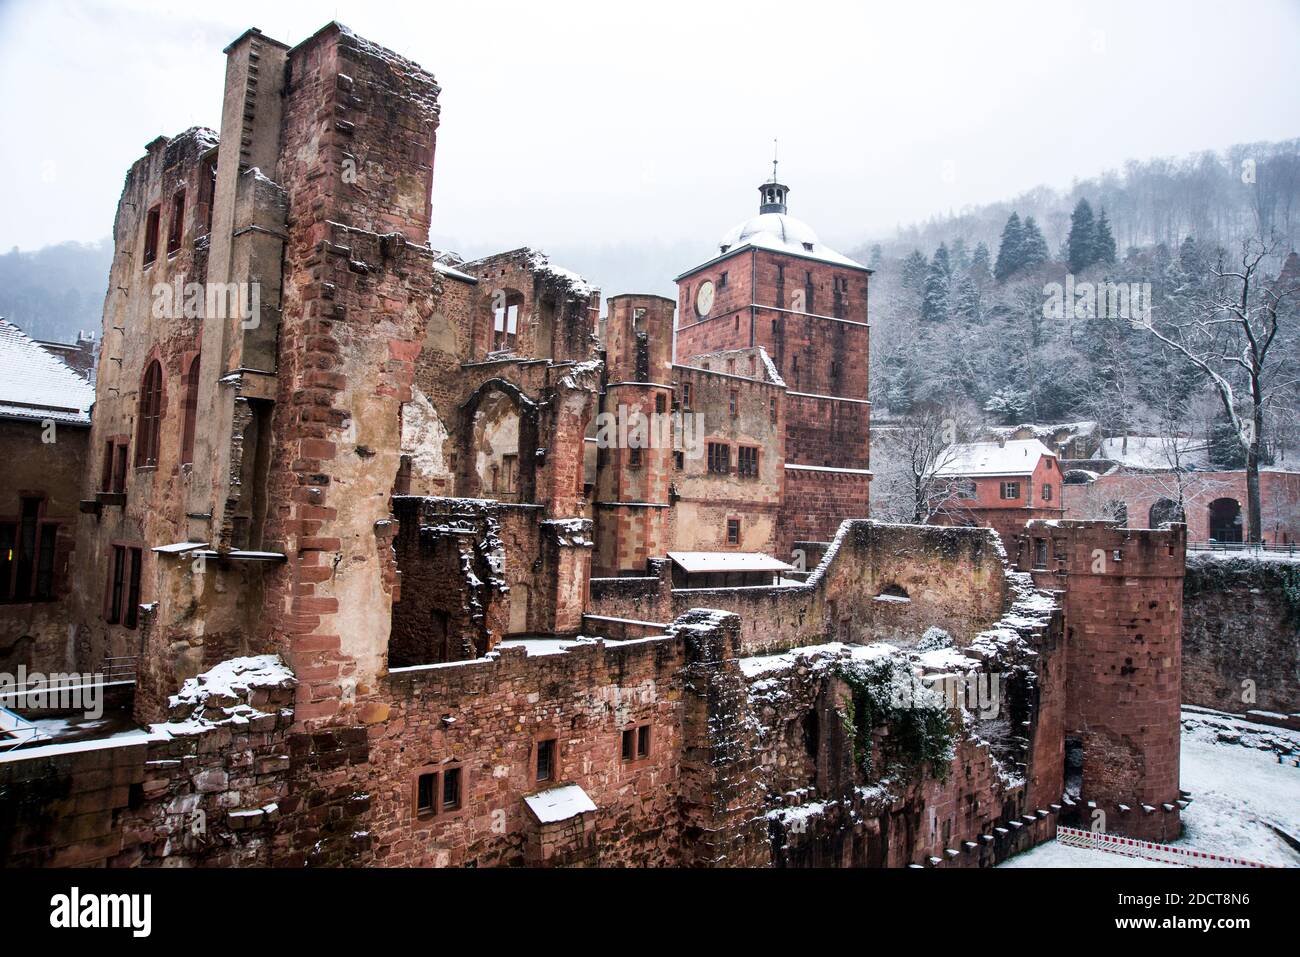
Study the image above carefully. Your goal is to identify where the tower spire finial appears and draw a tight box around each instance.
[771,138,779,184]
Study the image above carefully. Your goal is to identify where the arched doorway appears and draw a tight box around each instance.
[458,379,539,503]
[1208,498,1243,542]
[1149,498,1184,528]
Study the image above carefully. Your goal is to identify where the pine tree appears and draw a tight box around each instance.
[902,249,929,293]
[868,244,884,270]
[949,238,970,274]
[1020,216,1050,267]
[970,242,993,282]
[921,244,951,322]
[994,213,1025,281]
[1094,208,1117,264]
[1066,198,1097,273]
[952,273,982,323]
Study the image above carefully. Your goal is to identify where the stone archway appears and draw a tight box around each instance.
[458,379,539,503]
[1208,497,1243,543]
[1148,498,1184,528]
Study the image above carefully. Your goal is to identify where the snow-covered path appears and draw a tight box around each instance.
[1001,710,1300,868]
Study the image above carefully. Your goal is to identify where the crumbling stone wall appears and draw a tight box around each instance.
[1182,554,1300,715]
[0,656,296,867]
[588,521,1010,656]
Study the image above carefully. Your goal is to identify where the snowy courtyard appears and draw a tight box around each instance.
[1003,709,1300,868]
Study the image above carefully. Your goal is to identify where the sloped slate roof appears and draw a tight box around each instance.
[0,319,95,425]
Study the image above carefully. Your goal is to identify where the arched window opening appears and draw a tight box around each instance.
[135,360,163,468]
[180,354,200,465]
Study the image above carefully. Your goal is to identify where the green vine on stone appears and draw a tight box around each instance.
[835,657,955,784]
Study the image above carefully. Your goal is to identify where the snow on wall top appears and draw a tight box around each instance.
[933,439,1055,477]
[0,319,95,425]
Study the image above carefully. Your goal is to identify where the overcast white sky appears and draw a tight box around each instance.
[1,0,1298,270]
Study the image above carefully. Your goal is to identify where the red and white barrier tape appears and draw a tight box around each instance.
[1055,825,1275,868]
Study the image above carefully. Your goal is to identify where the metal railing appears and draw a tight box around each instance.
[100,656,138,682]
[1186,540,1298,557]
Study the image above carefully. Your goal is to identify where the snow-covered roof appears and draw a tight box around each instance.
[0,319,95,426]
[524,783,597,824]
[1098,436,1209,471]
[667,552,796,574]
[713,212,865,270]
[933,439,1055,477]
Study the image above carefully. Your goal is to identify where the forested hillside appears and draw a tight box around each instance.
[0,240,113,343]
[859,139,1300,523]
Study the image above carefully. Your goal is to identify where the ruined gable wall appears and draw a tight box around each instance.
[257,24,441,728]
[72,130,217,673]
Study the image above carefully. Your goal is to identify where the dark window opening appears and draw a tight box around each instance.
[673,450,684,471]
[417,772,436,813]
[628,447,642,469]
[136,360,163,468]
[1000,481,1020,500]
[441,766,461,811]
[726,518,740,545]
[636,725,650,758]
[655,393,666,414]
[181,354,200,465]
[729,390,738,417]
[621,729,635,761]
[738,446,758,477]
[1033,538,1048,569]
[707,442,730,474]
[143,206,160,266]
[536,738,556,782]
[166,189,185,256]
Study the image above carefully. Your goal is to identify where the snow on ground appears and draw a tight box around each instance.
[1002,710,1300,868]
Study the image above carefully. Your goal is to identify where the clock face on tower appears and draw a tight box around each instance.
[695,280,715,318]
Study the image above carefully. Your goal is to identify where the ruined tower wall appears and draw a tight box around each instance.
[1023,520,1184,841]
[254,24,441,727]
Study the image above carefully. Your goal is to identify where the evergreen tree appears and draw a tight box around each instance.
[1066,198,1097,273]
[952,273,982,323]
[994,213,1025,281]
[921,244,952,322]
[949,238,971,274]
[1094,208,1117,264]
[902,249,929,293]
[1020,216,1050,267]
[1208,412,1247,470]
[868,244,884,270]
[970,241,993,282]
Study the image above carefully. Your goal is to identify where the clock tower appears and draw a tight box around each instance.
[674,173,873,554]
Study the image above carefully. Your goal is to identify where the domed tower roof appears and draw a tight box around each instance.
[715,178,863,269]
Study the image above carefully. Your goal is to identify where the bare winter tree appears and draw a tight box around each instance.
[871,402,978,524]
[1138,239,1300,542]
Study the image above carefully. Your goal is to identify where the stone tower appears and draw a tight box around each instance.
[1020,520,1185,841]
[674,175,872,556]
[592,294,676,575]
